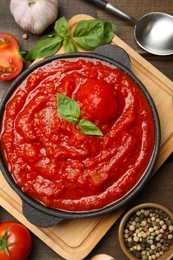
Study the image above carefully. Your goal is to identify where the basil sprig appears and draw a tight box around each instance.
[57,94,103,136]
[57,94,80,123]
[26,17,117,60]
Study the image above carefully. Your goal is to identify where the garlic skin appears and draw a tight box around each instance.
[10,0,58,34]
[90,254,116,260]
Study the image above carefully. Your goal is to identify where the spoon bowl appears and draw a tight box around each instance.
[83,0,173,55]
[135,12,173,55]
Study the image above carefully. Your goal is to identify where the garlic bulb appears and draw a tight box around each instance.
[90,254,116,260]
[10,0,58,34]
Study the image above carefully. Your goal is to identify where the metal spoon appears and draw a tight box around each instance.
[82,0,173,55]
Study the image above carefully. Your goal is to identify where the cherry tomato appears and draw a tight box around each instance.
[0,222,32,260]
[0,32,23,80]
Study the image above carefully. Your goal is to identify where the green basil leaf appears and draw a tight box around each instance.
[54,17,70,38]
[57,94,80,123]
[78,119,103,136]
[63,38,77,53]
[26,35,63,60]
[73,19,117,50]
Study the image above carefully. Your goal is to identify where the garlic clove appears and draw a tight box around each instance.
[90,254,116,260]
[10,0,58,34]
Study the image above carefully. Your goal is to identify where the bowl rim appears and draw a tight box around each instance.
[0,51,161,219]
[118,202,173,260]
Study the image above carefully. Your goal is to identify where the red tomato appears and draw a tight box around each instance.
[75,78,118,123]
[0,32,23,80]
[0,222,32,260]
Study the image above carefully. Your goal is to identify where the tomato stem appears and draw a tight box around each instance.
[0,226,16,256]
[18,47,28,62]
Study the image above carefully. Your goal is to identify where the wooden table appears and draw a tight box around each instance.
[0,1,173,259]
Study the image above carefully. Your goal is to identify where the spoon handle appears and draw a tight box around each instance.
[82,0,137,25]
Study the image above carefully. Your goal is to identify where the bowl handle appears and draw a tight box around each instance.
[22,201,63,228]
[93,44,131,68]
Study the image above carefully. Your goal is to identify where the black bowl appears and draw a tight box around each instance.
[0,45,161,227]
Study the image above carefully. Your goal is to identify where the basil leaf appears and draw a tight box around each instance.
[54,17,70,38]
[78,119,103,136]
[26,35,63,60]
[73,19,117,50]
[63,38,77,53]
[57,94,80,123]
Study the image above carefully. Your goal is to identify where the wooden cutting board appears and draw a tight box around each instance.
[0,14,173,260]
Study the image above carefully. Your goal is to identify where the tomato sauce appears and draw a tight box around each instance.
[1,58,156,211]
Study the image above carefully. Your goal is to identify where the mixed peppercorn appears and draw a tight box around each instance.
[123,207,173,259]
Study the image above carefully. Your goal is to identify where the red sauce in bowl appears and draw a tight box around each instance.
[1,58,156,211]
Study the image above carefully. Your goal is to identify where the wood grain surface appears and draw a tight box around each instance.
[1,13,173,260]
[0,1,173,259]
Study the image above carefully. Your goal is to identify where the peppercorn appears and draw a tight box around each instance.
[123,207,173,259]
[22,33,28,40]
